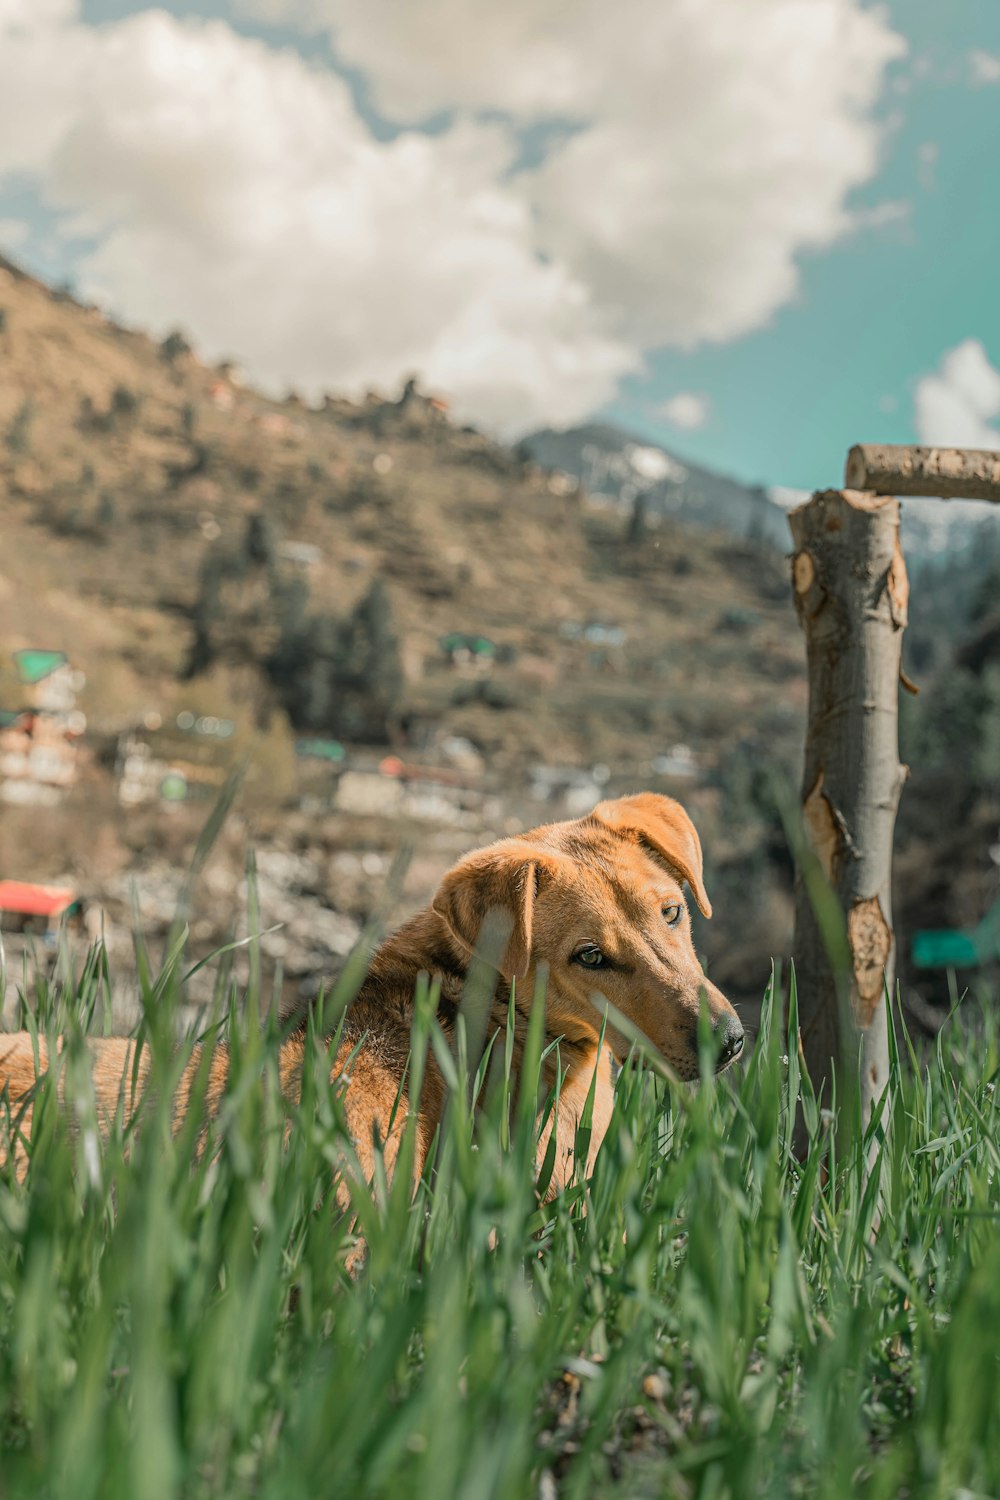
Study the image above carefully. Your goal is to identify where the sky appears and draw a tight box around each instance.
[1,0,999,492]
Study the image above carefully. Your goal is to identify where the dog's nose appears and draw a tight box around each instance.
[714,1014,745,1070]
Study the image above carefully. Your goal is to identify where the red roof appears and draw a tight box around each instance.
[0,881,78,918]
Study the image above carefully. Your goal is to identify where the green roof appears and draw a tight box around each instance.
[295,738,346,762]
[439,633,496,656]
[912,929,981,969]
[13,650,68,686]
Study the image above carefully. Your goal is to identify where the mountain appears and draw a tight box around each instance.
[523,421,1000,563]
[522,422,792,549]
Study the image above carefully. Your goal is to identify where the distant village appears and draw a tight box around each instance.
[0,639,702,1022]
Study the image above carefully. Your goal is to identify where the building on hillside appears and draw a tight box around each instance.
[115,722,229,807]
[0,881,113,1020]
[396,376,451,424]
[13,650,85,715]
[277,540,324,569]
[0,652,86,806]
[0,880,81,941]
[439,633,499,673]
[0,711,82,806]
[215,359,246,388]
[294,737,346,764]
[208,379,235,411]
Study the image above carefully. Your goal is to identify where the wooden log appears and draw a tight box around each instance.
[845,443,1000,501]
[789,490,909,1126]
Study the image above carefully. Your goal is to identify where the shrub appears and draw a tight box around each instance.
[111,384,142,423]
[5,397,34,454]
[160,329,192,362]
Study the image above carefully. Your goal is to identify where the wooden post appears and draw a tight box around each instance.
[845,444,1000,501]
[788,490,909,1123]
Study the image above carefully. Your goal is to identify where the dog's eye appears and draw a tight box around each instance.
[573,946,606,969]
[662,904,684,927]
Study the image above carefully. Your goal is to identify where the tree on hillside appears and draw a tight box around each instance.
[267,579,403,744]
[184,513,405,743]
[334,578,404,740]
[6,398,34,455]
[626,491,649,545]
[160,329,191,363]
[111,384,142,426]
[183,514,270,681]
[244,510,277,570]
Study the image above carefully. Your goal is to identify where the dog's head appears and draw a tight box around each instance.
[432,792,743,1081]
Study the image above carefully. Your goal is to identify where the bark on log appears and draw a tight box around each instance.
[789,490,909,1126]
[845,443,1000,501]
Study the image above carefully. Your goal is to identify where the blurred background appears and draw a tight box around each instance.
[0,0,997,1027]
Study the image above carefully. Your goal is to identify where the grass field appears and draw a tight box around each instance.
[1,932,998,1500]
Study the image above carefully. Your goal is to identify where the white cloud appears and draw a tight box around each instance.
[0,3,631,431]
[661,393,710,431]
[0,0,74,23]
[969,49,1000,86]
[240,0,904,349]
[0,0,904,434]
[0,1,93,176]
[0,217,29,249]
[914,340,1000,449]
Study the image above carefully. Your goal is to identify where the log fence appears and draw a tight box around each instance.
[789,445,1000,1125]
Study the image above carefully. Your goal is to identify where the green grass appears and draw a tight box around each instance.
[1,936,999,1500]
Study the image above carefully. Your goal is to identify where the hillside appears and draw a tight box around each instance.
[0,255,804,761]
[4,250,991,1017]
[0,253,809,1005]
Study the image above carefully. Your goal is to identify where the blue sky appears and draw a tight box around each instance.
[2,0,999,491]
[616,0,1000,488]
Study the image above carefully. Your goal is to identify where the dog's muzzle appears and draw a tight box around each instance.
[714,1015,745,1072]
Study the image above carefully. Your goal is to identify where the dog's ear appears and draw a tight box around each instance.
[432,843,541,981]
[591,793,713,917]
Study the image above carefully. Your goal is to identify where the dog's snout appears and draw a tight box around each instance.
[714,1014,745,1069]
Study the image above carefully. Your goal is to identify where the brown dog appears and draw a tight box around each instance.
[0,794,742,1198]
